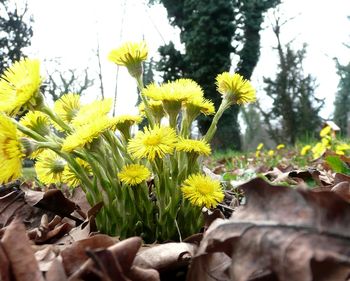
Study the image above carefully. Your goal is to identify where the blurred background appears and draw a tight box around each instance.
[1,0,349,151]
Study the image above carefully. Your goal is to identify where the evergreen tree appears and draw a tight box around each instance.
[0,0,33,73]
[152,0,280,150]
[261,24,323,144]
[334,60,350,136]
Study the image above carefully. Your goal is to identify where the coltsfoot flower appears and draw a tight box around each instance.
[0,114,24,183]
[216,72,256,105]
[108,41,148,77]
[181,173,224,208]
[35,150,66,185]
[54,93,81,124]
[118,164,151,186]
[20,111,50,136]
[62,158,92,188]
[0,58,42,116]
[127,125,177,161]
[176,138,211,156]
[300,145,312,156]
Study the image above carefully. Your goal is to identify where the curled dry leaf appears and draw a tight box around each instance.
[134,242,197,273]
[1,218,44,281]
[188,177,350,281]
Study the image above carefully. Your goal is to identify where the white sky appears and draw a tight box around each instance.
[25,0,350,118]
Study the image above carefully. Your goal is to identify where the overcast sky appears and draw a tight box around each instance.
[26,0,350,118]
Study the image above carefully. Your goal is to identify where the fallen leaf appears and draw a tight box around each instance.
[1,218,44,281]
[188,177,350,281]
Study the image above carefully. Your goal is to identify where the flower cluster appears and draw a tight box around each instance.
[0,41,256,242]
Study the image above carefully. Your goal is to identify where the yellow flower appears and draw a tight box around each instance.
[181,173,224,208]
[111,114,143,140]
[71,99,112,128]
[255,150,261,158]
[300,145,312,156]
[138,100,164,123]
[127,126,177,160]
[142,82,164,101]
[320,126,331,138]
[0,114,24,183]
[216,72,256,105]
[276,144,285,150]
[118,164,151,186]
[184,97,215,119]
[108,41,148,77]
[62,116,113,152]
[268,150,275,156]
[0,59,42,116]
[20,111,50,136]
[35,150,66,185]
[312,142,326,159]
[176,138,211,156]
[54,93,81,124]
[335,143,350,155]
[62,158,92,188]
[256,143,264,150]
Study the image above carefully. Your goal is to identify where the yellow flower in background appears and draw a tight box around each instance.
[256,143,264,150]
[312,142,326,159]
[300,145,312,156]
[118,164,151,186]
[62,158,92,188]
[35,150,66,185]
[276,144,285,150]
[111,114,142,140]
[127,125,177,160]
[321,137,331,148]
[20,111,50,136]
[215,72,256,105]
[0,59,42,116]
[185,97,215,117]
[139,100,164,122]
[108,41,148,77]
[268,150,275,156]
[0,114,24,183]
[176,138,211,156]
[71,99,112,128]
[62,116,113,152]
[54,93,81,124]
[255,150,261,158]
[142,82,164,101]
[181,173,224,208]
[320,126,331,137]
[335,143,350,155]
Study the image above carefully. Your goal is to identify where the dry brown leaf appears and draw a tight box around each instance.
[187,177,350,281]
[1,218,44,281]
[46,259,68,281]
[61,234,117,276]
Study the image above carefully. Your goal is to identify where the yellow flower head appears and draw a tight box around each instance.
[256,143,264,150]
[20,111,50,136]
[139,100,164,123]
[320,126,332,138]
[181,173,224,208]
[335,143,350,155]
[54,93,81,124]
[276,144,285,150]
[0,59,42,116]
[71,99,112,128]
[268,149,275,156]
[108,41,148,77]
[300,144,312,156]
[312,142,326,159]
[118,164,151,186]
[62,116,113,152]
[176,138,211,156]
[62,158,92,188]
[142,82,164,101]
[0,114,24,183]
[111,114,143,140]
[184,97,215,119]
[216,72,256,105]
[35,150,66,185]
[127,125,177,160]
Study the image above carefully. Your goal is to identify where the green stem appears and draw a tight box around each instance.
[135,75,155,128]
[40,105,72,133]
[203,101,230,143]
[15,121,47,142]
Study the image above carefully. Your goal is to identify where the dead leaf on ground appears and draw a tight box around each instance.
[188,177,350,281]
